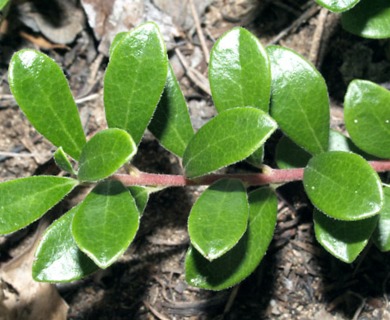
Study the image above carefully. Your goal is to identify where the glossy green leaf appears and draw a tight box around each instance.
[209,27,271,112]
[183,107,277,178]
[104,22,168,144]
[188,179,248,261]
[267,46,329,155]
[0,0,9,10]
[54,147,75,175]
[0,176,78,234]
[77,128,136,182]
[185,187,277,290]
[128,186,149,215]
[314,209,378,263]
[341,0,390,39]
[148,64,194,157]
[373,187,390,252]
[72,180,139,268]
[8,50,86,160]
[345,80,390,159]
[33,205,98,282]
[315,0,360,12]
[109,32,127,56]
[304,151,383,221]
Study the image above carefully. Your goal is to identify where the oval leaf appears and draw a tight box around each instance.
[267,45,330,155]
[314,209,378,263]
[104,22,168,144]
[315,0,360,12]
[373,186,390,251]
[72,180,140,268]
[345,80,390,159]
[128,186,149,215]
[8,49,86,160]
[0,176,78,234]
[77,128,136,182]
[188,179,249,261]
[148,64,194,157]
[183,107,277,178]
[341,0,390,39]
[33,205,99,282]
[304,151,383,221]
[209,27,271,112]
[54,147,75,175]
[185,187,277,290]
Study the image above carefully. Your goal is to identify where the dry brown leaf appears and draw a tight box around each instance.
[0,222,68,320]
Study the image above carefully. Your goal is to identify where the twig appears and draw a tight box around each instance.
[143,300,170,320]
[268,5,321,45]
[189,0,209,64]
[309,8,328,67]
[111,160,390,187]
[175,48,211,95]
[75,93,100,104]
[0,152,40,158]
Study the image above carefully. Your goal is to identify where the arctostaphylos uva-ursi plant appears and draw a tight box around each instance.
[314,0,390,39]
[3,21,390,290]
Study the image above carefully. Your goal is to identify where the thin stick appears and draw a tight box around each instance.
[309,8,328,66]
[110,160,390,187]
[189,0,210,64]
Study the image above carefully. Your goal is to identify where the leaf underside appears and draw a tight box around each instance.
[373,186,390,252]
[315,0,360,12]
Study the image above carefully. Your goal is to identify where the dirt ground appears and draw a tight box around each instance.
[1,0,390,319]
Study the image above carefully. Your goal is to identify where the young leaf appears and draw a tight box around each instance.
[72,180,139,269]
[54,147,75,175]
[373,187,390,252]
[267,45,330,155]
[8,50,86,160]
[0,176,78,235]
[341,0,390,39]
[344,80,390,159]
[188,179,249,261]
[185,187,277,290]
[128,186,149,215]
[209,27,271,112]
[183,107,277,178]
[33,205,98,282]
[104,22,168,144]
[314,209,378,263]
[148,64,194,157]
[77,128,136,182]
[304,151,383,221]
[315,0,360,12]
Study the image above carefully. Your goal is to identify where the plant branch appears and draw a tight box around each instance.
[111,160,390,187]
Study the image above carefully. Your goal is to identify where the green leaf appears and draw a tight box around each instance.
[128,186,149,215]
[185,187,277,290]
[314,209,378,263]
[109,32,127,57]
[304,151,383,221]
[209,27,271,113]
[341,0,390,39]
[315,0,360,12]
[104,22,168,144]
[77,128,136,182]
[8,50,86,160]
[275,136,311,169]
[275,130,373,169]
[148,64,194,157]
[188,179,249,261]
[0,176,78,235]
[33,205,98,282]
[373,186,390,252]
[344,80,390,159]
[183,107,277,178]
[54,147,75,175]
[72,180,139,268]
[267,45,330,155]
[246,146,264,169]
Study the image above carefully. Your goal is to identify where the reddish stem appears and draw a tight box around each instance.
[111,160,390,187]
